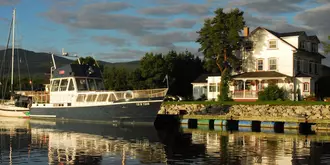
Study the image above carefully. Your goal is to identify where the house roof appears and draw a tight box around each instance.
[52,64,102,79]
[308,35,320,43]
[295,72,311,77]
[295,49,326,59]
[232,71,290,79]
[192,73,220,83]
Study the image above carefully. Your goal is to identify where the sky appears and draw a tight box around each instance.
[0,0,329,63]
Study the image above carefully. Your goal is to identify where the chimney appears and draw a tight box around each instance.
[244,27,249,37]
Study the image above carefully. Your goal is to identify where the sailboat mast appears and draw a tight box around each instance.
[11,8,15,96]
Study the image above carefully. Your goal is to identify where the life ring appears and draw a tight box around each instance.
[124,90,134,100]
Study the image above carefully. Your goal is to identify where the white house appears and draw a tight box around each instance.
[192,26,326,101]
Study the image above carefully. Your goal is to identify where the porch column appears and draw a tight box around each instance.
[258,79,262,91]
[243,79,246,98]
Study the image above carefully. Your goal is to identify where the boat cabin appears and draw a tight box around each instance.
[31,64,167,107]
[49,64,106,104]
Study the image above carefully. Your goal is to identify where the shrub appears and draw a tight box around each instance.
[197,94,207,101]
[258,84,288,101]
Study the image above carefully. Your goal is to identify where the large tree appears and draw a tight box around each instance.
[323,36,330,54]
[196,8,245,101]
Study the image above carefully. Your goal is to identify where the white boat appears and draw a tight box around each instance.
[0,9,31,117]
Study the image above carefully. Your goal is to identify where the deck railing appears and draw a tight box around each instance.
[75,88,168,103]
[232,90,258,98]
[22,88,168,104]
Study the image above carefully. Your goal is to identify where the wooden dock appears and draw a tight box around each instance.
[180,115,330,132]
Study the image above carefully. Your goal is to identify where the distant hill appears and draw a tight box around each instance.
[0,49,140,77]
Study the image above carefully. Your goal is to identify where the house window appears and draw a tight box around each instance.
[300,41,305,49]
[209,83,216,92]
[268,40,277,49]
[303,82,309,92]
[296,59,301,72]
[312,43,317,52]
[315,63,318,74]
[268,58,277,71]
[309,61,313,74]
[257,59,263,71]
[303,60,308,73]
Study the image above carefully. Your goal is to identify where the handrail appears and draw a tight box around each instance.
[29,88,168,104]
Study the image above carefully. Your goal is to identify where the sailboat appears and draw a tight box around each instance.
[0,9,31,117]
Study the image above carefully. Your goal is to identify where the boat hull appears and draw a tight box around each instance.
[30,99,163,123]
[0,109,29,117]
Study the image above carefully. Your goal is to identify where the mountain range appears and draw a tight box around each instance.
[0,49,140,78]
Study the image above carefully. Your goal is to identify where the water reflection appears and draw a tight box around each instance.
[1,117,330,164]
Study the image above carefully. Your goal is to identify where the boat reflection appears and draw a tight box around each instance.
[30,120,167,165]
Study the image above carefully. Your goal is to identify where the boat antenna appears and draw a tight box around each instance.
[62,48,81,64]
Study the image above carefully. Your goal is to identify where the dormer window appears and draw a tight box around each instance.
[300,41,305,49]
[312,43,318,52]
[268,40,277,49]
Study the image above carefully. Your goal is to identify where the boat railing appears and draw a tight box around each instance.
[17,91,50,103]
[75,88,168,103]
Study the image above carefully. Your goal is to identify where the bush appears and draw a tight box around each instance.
[197,94,207,101]
[258,84,288,101]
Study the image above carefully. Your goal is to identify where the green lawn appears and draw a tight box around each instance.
[163,100,330,106]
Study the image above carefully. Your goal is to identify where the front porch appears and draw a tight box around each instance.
[230,71,293,101]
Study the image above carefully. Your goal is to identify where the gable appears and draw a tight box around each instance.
[249,27,298,50]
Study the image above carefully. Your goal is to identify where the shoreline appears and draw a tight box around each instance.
[159,103,330,131]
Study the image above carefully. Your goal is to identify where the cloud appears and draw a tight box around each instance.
[91,36,130,46]
[168,19,196,28]
[41,8,167,36]
[0,0,20,6]
[295,4,330,41]
[81,2,131,13]
[229,0,304,14]
[139,3,211,16]
[139,31,198,47]
[97,48,146,62]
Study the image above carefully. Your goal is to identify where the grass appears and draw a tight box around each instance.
[163,100,330,106]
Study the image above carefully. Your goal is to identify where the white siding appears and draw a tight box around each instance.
[243,29,295,76]
[281,36,299,48]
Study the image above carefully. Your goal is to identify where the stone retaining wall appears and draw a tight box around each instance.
[159,104,330,120]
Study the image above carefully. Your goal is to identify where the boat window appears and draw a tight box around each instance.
[59,79,68,91]
[51,80,60,92]
[76,78,88,91]
[68,79,75,91]
[95,79,105,90]
[87,79,97,91]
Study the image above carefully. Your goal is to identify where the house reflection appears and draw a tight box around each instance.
[182,128,329,165]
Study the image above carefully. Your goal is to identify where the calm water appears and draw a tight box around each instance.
[0,117,330,165]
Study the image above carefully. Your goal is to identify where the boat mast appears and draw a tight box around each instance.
[10,8,15,97]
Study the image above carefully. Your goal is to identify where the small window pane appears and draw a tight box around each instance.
[209,83,216,92]
[269,40,277,49]
[257,59,263,71]
[59,79,68,91]
[269,59,277,70]
[68,79,75,91]
[76,78,88,91]
[95,79,105,90]
[51,80,60,92]
[88,79,97,91]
